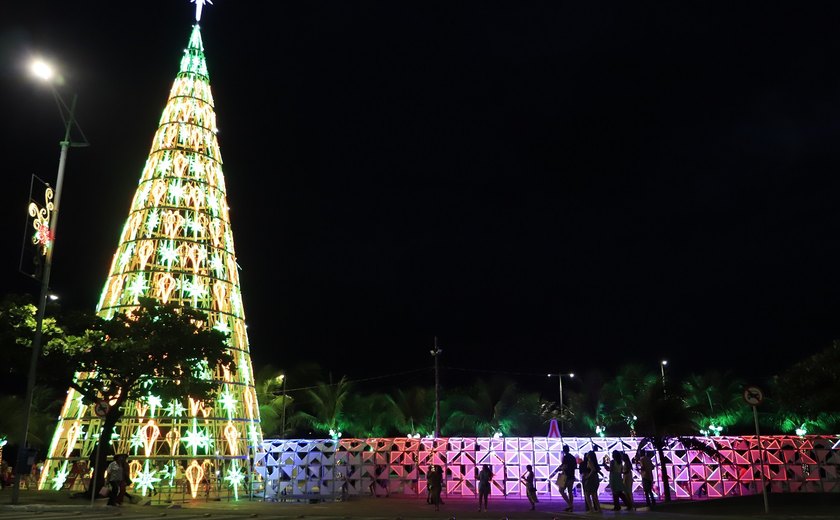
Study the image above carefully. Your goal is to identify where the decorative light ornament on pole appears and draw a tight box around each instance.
[430,337,443,438]
[13,58,89,505]
[548,372,574,435]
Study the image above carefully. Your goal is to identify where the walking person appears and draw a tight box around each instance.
[427,464,443,511]
[606,450,632,511]
[639,452,656,508]
[621,452,635,510]
[583,451,601,512]
[116,454,136,504]
[521,464,538,510]
[558,445,577,512]
[105,456,123,507]
[477,464,492,511]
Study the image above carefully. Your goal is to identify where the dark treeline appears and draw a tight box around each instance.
[1,293,838,457]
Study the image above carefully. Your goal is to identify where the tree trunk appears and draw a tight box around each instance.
[656,445,671,502]
[88,402,124,500]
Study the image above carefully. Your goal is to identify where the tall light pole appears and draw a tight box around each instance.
[660,360,668,395]
[13,59,88,505]
[279,374,287,438]
[548,372,574,435]
[430,337,443,438]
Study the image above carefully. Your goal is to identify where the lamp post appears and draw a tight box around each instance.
[279,374,287,438]
[548,372,574,435]
[430,337,443,438]
[12,59,87,505]
[660,360,668,396]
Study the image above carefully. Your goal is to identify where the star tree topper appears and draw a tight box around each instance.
[191,0,212,21]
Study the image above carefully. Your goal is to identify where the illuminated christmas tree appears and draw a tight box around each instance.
[40,15,262,499]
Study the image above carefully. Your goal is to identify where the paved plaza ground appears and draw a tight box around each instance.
[0,490,838,519]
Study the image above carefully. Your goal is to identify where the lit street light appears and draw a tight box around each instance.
[548,372,574,435]
[661,360,668,395]
[12,59,88,505]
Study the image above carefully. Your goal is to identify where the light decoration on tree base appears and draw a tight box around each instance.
[39,3,263,497]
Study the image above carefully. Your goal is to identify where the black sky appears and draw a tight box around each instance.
[3,2,840,389]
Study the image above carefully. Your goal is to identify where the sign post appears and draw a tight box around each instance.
[743,386,768,514]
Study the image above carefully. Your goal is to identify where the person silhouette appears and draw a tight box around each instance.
[477,464,492,511]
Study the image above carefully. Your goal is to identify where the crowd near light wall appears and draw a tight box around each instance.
[257,435,840,501]
[39,24,262,496]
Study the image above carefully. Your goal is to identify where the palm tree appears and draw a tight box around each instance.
[386,386,435,437]
[633,380,719,502]
[443,376,541,436]
[253,365,289,438]
[343,393,398,437]
[292,376,352,437]
[682,371,746,435]
[602,364,658,436]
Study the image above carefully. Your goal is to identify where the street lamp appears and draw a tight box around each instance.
[660,360,668,395]
[430,337,443,438]
[548,372,574,435]
[12,59,88,504]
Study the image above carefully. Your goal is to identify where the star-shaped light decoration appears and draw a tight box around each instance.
[191,0,213,21]
[249,424,261,446]
[168,181,185,204]
[159,462,176,486]
[128,274,148,299]
[182,422,213,455]
[118,244,136,271]
[213,320,231,335]
[129,428,145,453]
[160,240,179,268]
[210,254,224,277]
[146,394,163,417]
[166,399,187,417]
[192,360,213,381]
[145,209,160,233]
[133,461,162,496]
[218,390,238,416]
[224,464,246,499]
[186,275,208,301]
[157,154,172,175]
[206,191,219,215]
[51,465,70,491]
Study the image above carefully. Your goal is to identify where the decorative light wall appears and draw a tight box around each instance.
[40,24,262,498]
[257,435,840,500]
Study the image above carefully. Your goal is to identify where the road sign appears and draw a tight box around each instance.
[94,400,110,417]
[743,386,764,406]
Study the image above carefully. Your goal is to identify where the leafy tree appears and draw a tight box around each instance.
[772,341,840,434]
[44,297,233,494]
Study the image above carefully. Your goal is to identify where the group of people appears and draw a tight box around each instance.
[476,445,658,513]
[105,453,134,507]
[577,447,657,512]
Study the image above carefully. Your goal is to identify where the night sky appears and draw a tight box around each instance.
[3,2,840,390]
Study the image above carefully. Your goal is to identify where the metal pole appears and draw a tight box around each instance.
[11,94,76,505]
[753,405,769,513]
[90,441,102,508]
[558,373,564,436]
[280,376,287,438]
[434,337,441,438]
